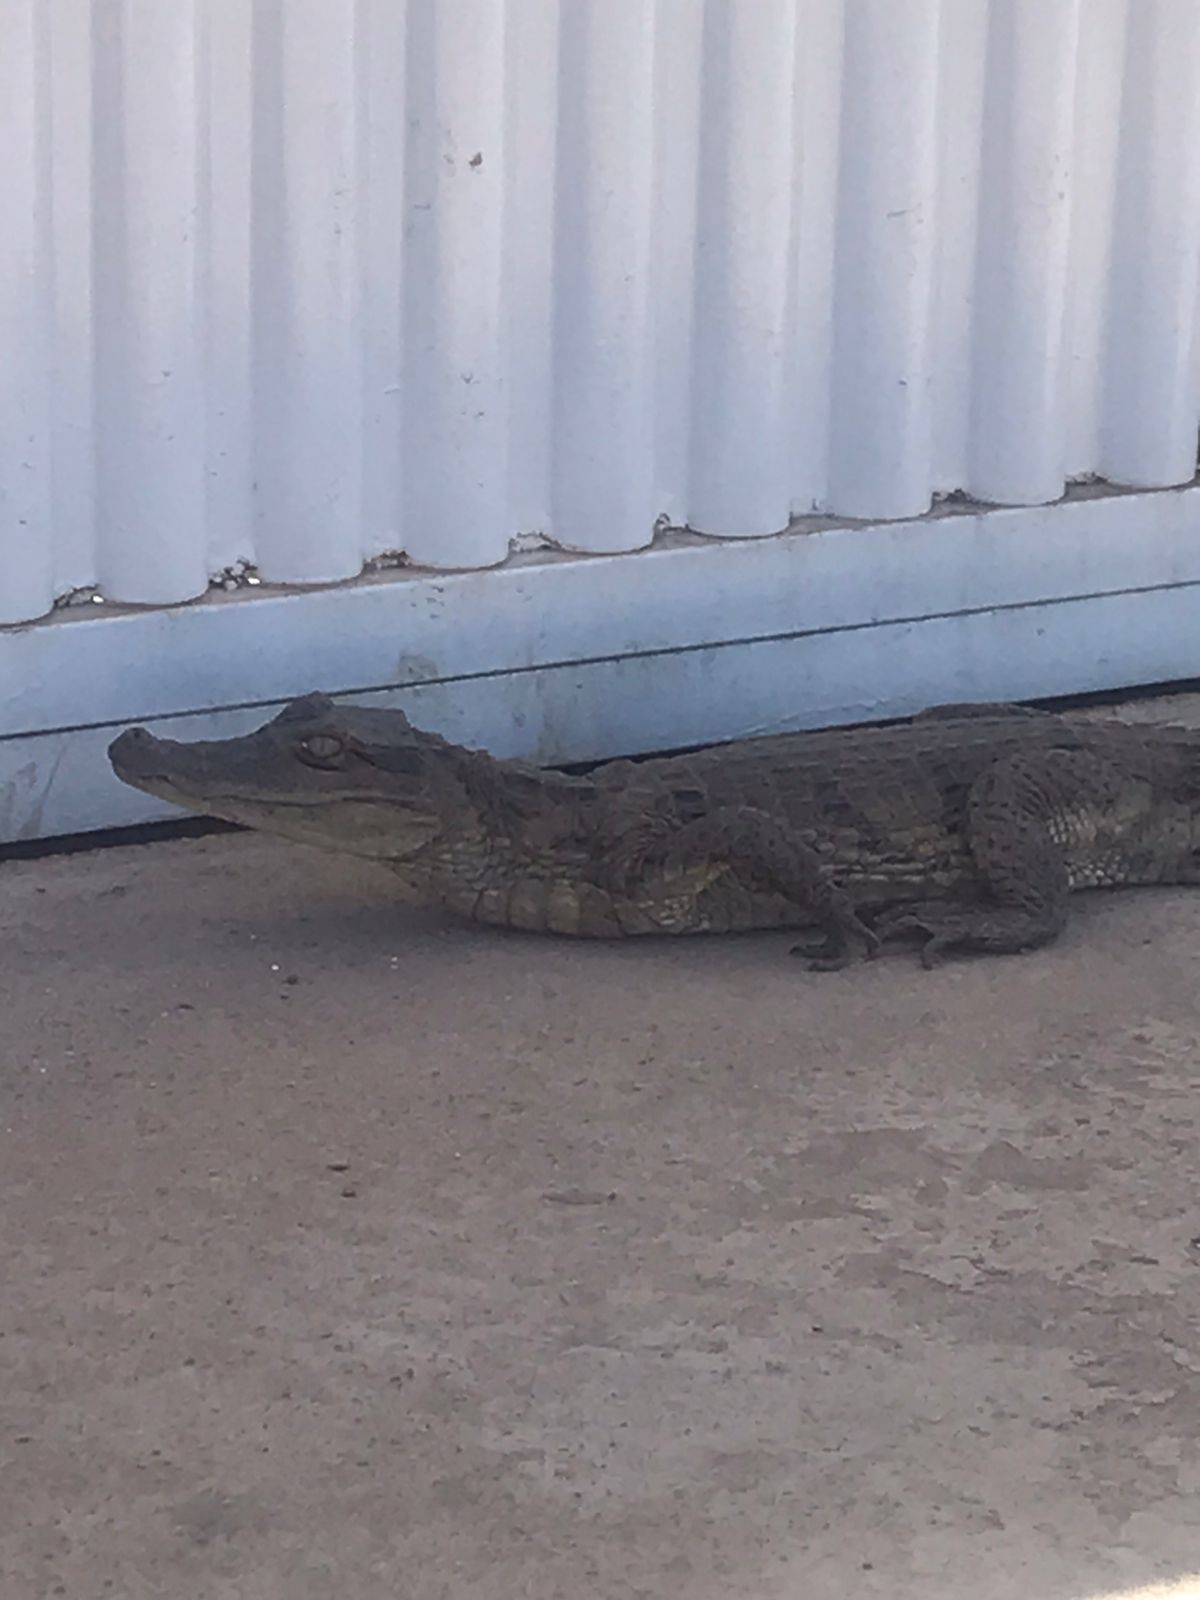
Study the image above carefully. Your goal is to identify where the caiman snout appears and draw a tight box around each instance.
[108,726,188,793]
[108,726,158,775]
[110,726,153,751]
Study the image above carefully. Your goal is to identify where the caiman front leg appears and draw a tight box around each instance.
[644,804,879,970]
[873,751,1078,966]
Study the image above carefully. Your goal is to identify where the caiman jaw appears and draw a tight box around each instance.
[108,727,199,804]
[107,724,446,860]
[108,725,304,822]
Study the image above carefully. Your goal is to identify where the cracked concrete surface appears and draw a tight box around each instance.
[4,700,1200,1599]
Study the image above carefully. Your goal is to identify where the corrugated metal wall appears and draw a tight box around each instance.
[4,0,1200,628]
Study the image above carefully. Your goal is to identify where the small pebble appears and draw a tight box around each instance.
[542,1189,616,1207]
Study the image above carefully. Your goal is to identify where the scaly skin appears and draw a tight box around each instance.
[108,694,1200,967]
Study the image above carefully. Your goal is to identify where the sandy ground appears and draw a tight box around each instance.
[5,703,1200,1599]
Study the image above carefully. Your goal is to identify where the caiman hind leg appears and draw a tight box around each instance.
[873,752,1080,966]
[645,804,879,970]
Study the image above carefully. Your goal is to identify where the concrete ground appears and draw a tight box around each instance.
[4,701,1200,1600]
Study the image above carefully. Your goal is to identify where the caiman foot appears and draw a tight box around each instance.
[790,916,880,972]
[872,902,972,968]
[873,899,1068,967]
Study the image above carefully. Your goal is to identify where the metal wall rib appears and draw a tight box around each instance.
[3,0,1200,625]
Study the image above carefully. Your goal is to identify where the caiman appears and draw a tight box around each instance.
[108,694,1200,968]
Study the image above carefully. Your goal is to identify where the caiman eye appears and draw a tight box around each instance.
[297,733,346,767]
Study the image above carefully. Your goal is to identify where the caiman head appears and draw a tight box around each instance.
[108,693,482,860]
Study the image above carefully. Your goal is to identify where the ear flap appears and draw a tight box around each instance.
[275,692,336,724]
[369,745,425,776]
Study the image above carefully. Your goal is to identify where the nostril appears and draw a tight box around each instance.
[108,726,155,764]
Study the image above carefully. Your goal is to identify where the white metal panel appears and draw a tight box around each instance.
[827,0,939,519]
[401,0,510,565]
[5,480,1200,842]
[1099,0,1200,487]
[930,0,987,494]
[3,0,1200,626]
[649,0,704,526]
[1062,0,1126,478]
[968,0,1080,505]
[686,0,799,535]
[200,0,255,577]
[7,503,1200,842]
[551,0,659,553]
[0,0,54,624]
[91,0,209,606]
[500,0,560,540]
[251,0,365,583]
[785,0,843,516]
[9,483,1200,742]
